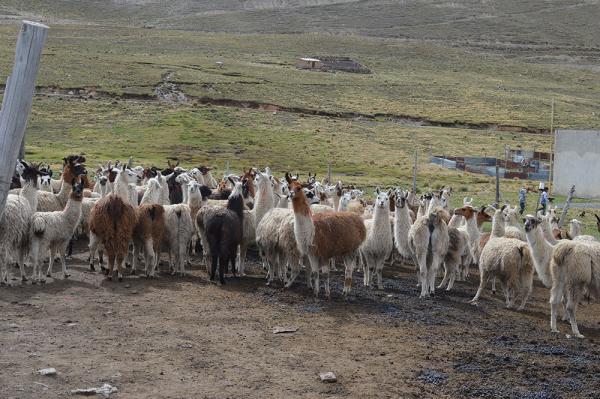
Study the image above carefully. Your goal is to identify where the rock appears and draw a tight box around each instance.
[272,326,298,334]
[37,368,57,376]
[319,372,337,383]
[71,383,118,397]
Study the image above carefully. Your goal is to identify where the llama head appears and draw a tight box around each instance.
[230,180,243,198]
[63,155,87,182]
[523,214,542,232]
[199,166,212,175]
[394,189,408,208]
[307,173,317,185]
[15,160,26,176]
[255,171,270,190]
[477,206,492,224]
[286,172,304,200]
[70,178,85,200]
[40,174,52,189]
[373,187,390,210]
[20,161,44,188]
[120,165,141,184]
[504,205,519,224]
[454,204,476,220]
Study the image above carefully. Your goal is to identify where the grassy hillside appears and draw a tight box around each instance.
[1,25,599,130]
[2,0,600,50]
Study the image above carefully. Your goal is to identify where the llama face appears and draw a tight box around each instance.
[40,174,52,189]
[394,189,407,208]
[454,205,476,220]
[374,188,389,209]
[122,167,140,184]
[524,215,542,232]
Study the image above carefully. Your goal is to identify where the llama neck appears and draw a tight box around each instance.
[541,218,558,245]
[227,193,244,221]
[465,214,480,239]
[333,195,340,211]
[395,204,411,226]
[278,196,289,209]
[21,180,38,211]
[491,212,505,238]
[63,197,83,230]
[448,214,462,228]
[372,203,389,225]
[525,226,553,287]
[291,193,315,256]
[253,179,274,225]
[57,175,73,205]
[114,173,131,202]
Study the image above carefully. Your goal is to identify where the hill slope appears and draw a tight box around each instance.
[2,0,600,49]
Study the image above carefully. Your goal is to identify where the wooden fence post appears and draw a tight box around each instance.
[558,185,575,228]
[494,159,500,207]
[0,21,48,218]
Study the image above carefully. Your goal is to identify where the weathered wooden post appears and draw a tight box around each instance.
[558,185,575,228]
[494,159,500,207]
[0,21,48,218]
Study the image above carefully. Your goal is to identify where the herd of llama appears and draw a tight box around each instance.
[3,154,600,339]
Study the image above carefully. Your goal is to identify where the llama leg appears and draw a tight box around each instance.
[376,258,384,290]
[550,277,566,333]
[491,277,496,295]
[219,255,227,285]
[518,273,533,311]
[45,248,55,280]
[470,270,490,304]
[417,254,428,298]
[438,262,450,289]
[116,254,125,282]
[565,289,583,338]
[308,254,320,297]
[322,261,331,300]
[99,249,105,272]
[107,253,115,280]
[17,249,27,282]
[131,243,140,275]
[59,246,70,278]
[238,244,248,276]
[343,255,355,296]
[144,240,155,277]
[447,263,457,291]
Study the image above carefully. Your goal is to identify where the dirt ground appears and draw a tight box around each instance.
[2,241,600,399]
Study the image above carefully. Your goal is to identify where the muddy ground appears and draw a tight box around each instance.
[1,240,600,399]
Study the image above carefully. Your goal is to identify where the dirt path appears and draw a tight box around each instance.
[1,242,600,398]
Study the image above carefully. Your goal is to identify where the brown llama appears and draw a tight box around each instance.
[89,194,136,281]
[132,204,166,277]
[287,173,366,298]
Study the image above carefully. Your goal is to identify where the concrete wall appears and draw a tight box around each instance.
[553,130,600,198]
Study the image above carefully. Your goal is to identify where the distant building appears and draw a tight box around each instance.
[297,57,323,70]
[296,56,371,74]
[553,130,600,198]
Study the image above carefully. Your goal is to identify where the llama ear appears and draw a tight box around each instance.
[228,176,236,185]
[375,186,380,195]
[285,172,292,184]
[595,214,600,223]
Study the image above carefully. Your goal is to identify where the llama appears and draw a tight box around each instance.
[470,207,534,309]
[89,194,137,281]
[30,180,85,282]
[360,188,394,289]
[504,205,525,241]
[140,177,163,205]
[549,239,600,338]
[408,207,449,297]
[132,204,166,277]
[36,155,87,212]
[163,203,194,276]
[112,165,140,205]
[0,162,43,283]
[238,171,274,275]
[204,181,244,284]
[393,189,413,260]
[287,173,366,298]
[440,212,470,290]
